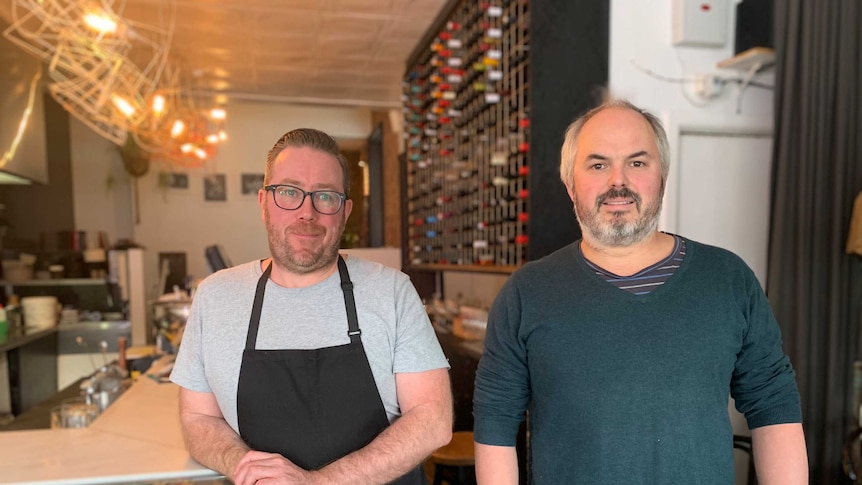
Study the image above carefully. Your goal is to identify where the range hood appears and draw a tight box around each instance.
[0,20,49,185]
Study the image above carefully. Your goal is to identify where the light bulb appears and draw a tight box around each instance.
[111,95,135,118]
[152,95,166,116]
[83,12,118,34]
[180,143,194,154]
[209,108,226,120]
[171,120,185,138]
[206,134,219,144]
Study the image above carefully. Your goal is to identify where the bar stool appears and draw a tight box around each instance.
[430,431,476,485]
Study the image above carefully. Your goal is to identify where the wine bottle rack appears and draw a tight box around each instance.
[401,0,609,274]
[403,0,530,272]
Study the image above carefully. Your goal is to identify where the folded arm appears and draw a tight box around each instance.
[313,367,453,484]
[178,388,251,478]
[181,369,451,485]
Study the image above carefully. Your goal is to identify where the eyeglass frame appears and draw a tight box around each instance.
[263,184,348,215]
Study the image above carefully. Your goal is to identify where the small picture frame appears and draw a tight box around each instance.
[204,174,227,201]
[241,173,265,195]
[159,172,189,189]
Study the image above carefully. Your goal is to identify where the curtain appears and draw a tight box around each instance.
[768,1,862,483]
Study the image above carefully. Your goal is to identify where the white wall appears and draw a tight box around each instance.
[70,117,135,247]
[71,100,373,300]
[609,0,775,235]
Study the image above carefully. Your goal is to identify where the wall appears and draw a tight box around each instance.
[70,117,135,247]
[69,99,373,299]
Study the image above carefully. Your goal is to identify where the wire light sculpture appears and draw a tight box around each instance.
[132,63,227,170]
[3,0,195,148]
[3,0,227,168]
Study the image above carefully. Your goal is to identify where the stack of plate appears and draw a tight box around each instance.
[59,307,80,325]
[21,296,59,329]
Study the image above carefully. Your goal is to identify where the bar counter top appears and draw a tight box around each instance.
[0,375,220,484]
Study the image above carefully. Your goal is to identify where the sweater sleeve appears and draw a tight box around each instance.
[473,277,531,446]
[730,268,802,428]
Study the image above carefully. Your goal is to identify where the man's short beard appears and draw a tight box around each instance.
[574,186,663,247]
[265,205,344,275]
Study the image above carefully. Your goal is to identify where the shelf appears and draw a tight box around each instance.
[1,278,107,287]
[409,263,518,275]
[717,47,775,72]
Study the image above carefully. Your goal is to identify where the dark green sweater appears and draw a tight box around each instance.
[473,239,801,484]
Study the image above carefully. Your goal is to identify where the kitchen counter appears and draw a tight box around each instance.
[0,326,56,352]
[0,376,221,484]
[0,377,85,431]
[0,327,58,415]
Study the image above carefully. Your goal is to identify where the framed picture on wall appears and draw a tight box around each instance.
[159,172,189,189]
[204,174,227,201]
[241,173,264,195]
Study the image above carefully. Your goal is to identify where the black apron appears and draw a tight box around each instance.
[236,256,426,484]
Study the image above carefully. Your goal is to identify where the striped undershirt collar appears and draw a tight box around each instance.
[579,234,687,296]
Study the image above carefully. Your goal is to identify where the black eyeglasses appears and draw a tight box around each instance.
[264,184,347,215]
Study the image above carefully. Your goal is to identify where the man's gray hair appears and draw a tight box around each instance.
[265,128,351,196]
[559,99,669,191]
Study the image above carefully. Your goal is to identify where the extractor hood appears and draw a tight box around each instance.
[0,20,49,185]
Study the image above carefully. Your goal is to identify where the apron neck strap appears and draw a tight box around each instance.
[246,261,272,349]
[337,255,362,344]
[245,256,362,349]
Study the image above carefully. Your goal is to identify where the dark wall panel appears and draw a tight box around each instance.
[528,0,609,260]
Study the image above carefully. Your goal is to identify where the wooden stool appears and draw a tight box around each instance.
[430,431,476,485]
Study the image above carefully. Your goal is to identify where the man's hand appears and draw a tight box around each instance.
[232,450,316,485]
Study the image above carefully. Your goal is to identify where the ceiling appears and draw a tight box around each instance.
[0,0,449,109]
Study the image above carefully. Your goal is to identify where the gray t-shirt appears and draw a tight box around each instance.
[171,255,449,433]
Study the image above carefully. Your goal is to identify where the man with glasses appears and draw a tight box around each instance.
[171,128,452,485]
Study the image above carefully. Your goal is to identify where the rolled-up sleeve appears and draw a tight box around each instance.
[731,276,802,428]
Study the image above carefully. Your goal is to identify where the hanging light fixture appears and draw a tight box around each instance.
[4,0,176,146]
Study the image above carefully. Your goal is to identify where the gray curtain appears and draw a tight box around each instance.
[768,1,862,483]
